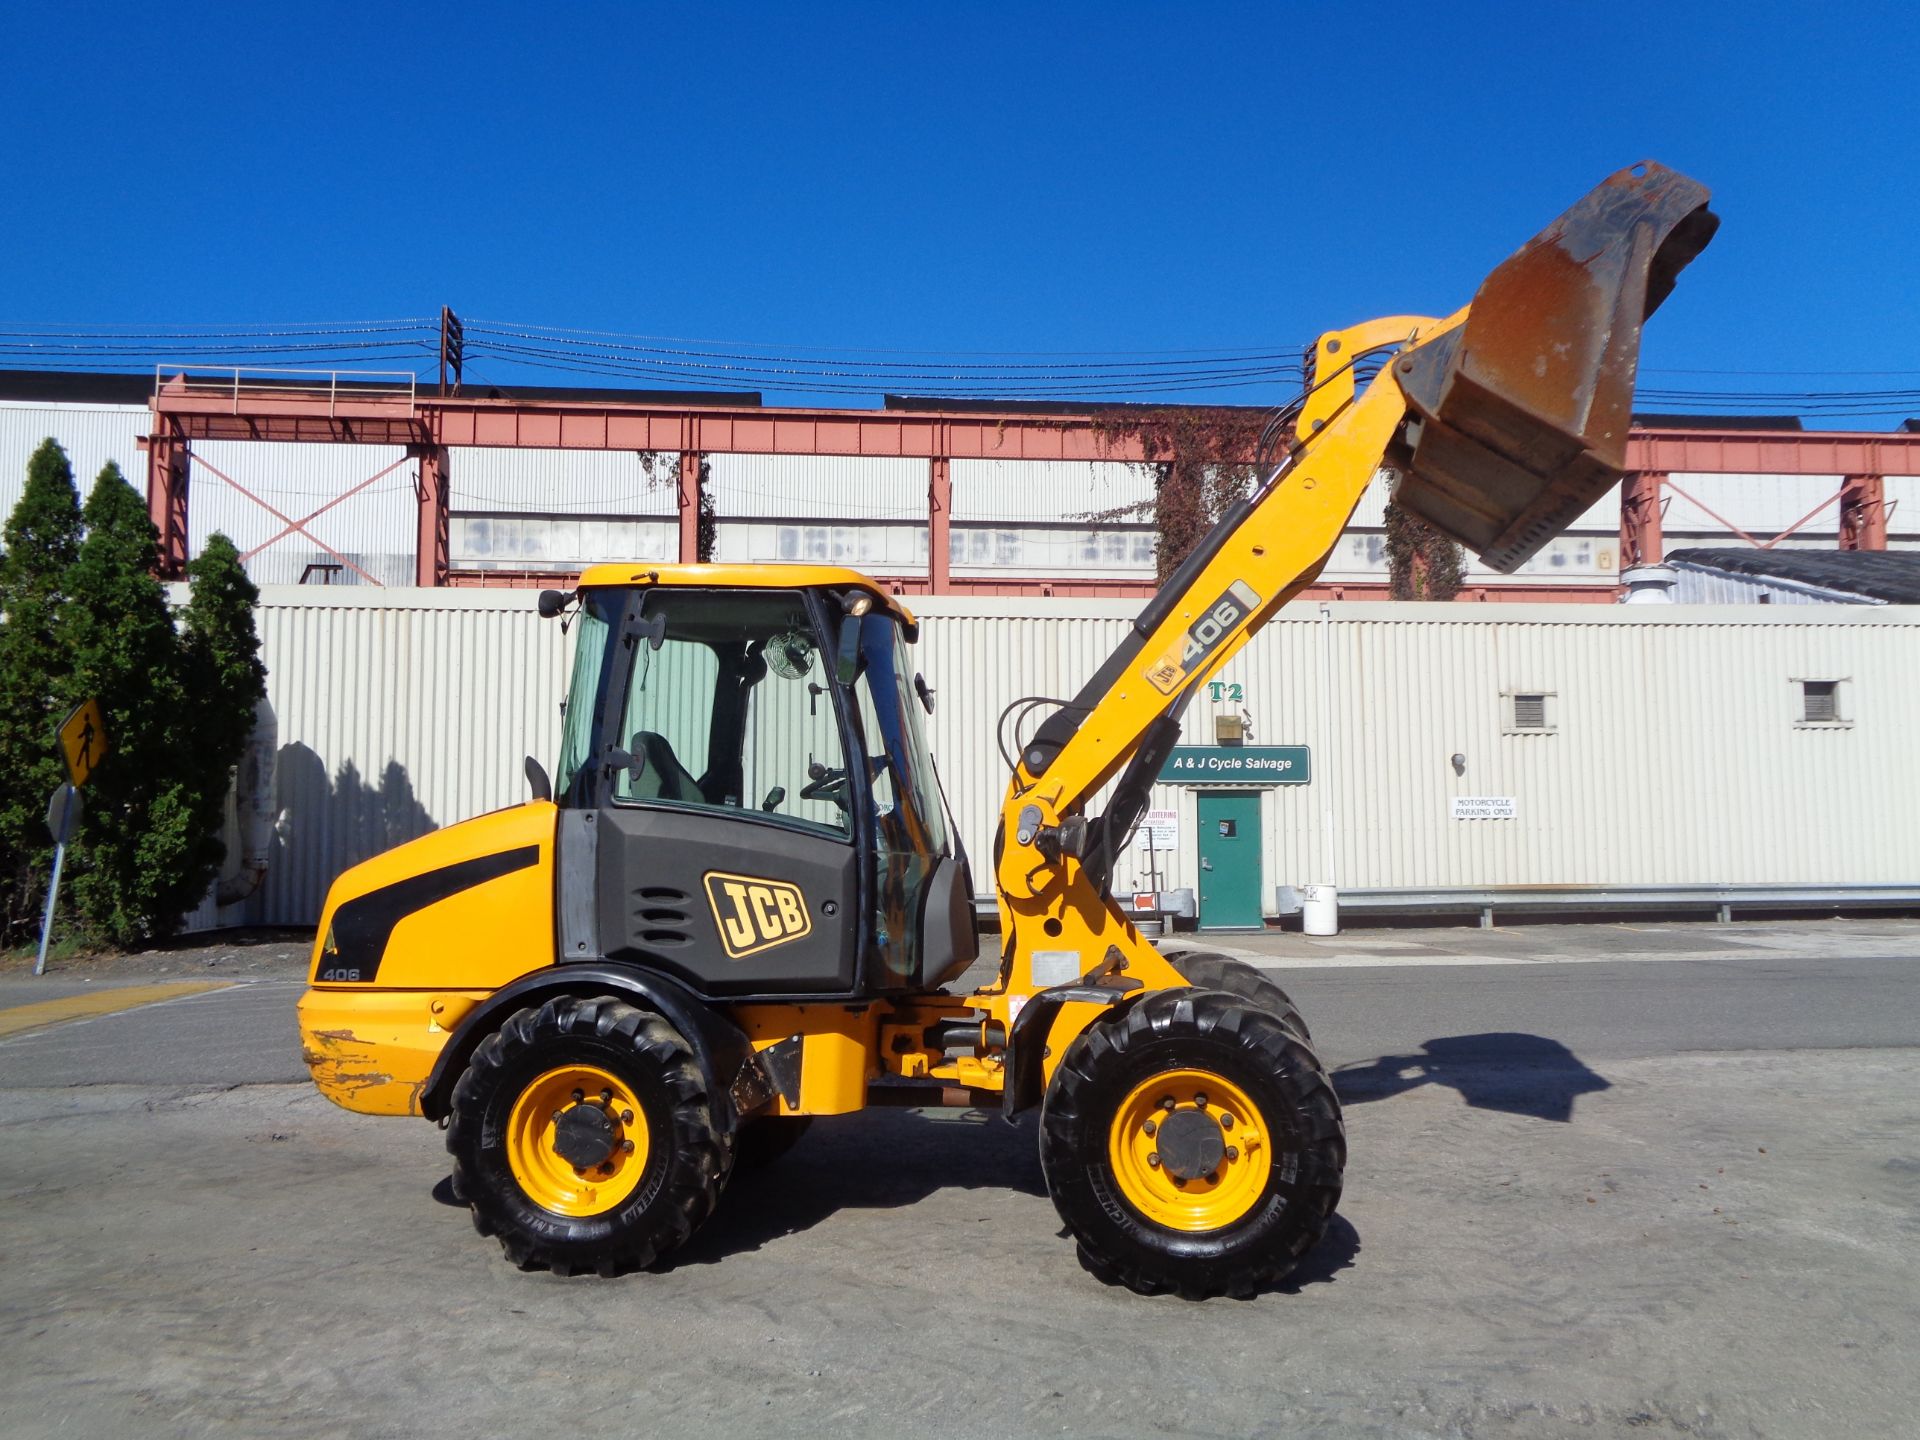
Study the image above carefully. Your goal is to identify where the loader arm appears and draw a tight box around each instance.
[984,161,1716,1006]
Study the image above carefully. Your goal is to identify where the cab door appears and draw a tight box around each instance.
[560,586,864,997]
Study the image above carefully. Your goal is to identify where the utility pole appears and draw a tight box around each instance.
[439,307,465,396]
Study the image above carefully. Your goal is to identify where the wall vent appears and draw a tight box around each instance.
[1503,690,1556,734]
[1801,679,1841,725]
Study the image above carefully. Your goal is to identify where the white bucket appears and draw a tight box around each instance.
[1301,883,1339,936]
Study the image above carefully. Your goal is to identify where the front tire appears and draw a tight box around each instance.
[447,995,726,1276]
[1040,988,1345,1299]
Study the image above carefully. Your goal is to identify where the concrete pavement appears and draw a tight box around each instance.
[0,919,1916,1439]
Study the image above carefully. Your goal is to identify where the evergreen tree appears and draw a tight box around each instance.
[176,533,268,901]
[59,463,193,944]
[0,440,84,943]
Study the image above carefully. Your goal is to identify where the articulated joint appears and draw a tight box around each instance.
[1005,800,1088,897]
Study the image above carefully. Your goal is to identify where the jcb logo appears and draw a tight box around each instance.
[704,872,813,959]
[1145,580,1262,695]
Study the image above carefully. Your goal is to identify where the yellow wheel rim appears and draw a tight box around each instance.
[505,1064,650,1217]
[1108,1068,1272,1233]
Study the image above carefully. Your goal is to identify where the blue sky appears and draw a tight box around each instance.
[4,2,1917,416]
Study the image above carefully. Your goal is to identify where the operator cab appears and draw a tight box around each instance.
[547,566,974,1001]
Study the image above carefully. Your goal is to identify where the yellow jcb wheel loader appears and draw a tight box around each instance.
[298,162,1715,1296]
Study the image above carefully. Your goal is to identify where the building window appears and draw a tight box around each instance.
[1503,690,1555,734]
[1796,678,1850,728]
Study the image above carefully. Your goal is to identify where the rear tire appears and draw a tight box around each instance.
[1040,987,1344,1299]
[447,995,726,1276]
[1162,949,1312,1041]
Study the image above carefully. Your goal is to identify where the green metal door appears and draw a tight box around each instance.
[1197,791,1263,931]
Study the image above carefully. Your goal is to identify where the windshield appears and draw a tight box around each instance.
[848,611,950,982]
[851,613,950,857]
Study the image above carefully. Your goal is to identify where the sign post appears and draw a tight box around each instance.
[34,699,108,977]
[1133,806,1178,910]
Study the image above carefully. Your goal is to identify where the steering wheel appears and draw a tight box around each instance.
[799,761,850,811]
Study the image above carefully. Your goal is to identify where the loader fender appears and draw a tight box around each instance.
[419,963,765,1127]
[1003,981,1145,1118]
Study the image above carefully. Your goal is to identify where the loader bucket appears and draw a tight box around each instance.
[1390,161,1718,572]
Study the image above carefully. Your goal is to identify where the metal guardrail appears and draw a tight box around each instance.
[152,365,418,417]
[1278,883,1920,928]
[974,883,1920,930]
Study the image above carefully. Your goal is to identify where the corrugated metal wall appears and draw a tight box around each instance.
[952,458,1149,522]
[710,454,932,574]
[217,588,1920,929]
[190,440,418,586]
[450,447,678,515]
[711,453,928,521]
[449,448,678,569]
[205,588,569,928]
[1668,566,1880,605]
[0,403,149,510]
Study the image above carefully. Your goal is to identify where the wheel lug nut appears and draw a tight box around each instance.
[1142,1119,1156,1137]
[621,1139,636,1153]
[1194,1092,1208,1108]
[599,1162,615,1175]
[1225,1145,1240,1161]
[552,1109,564,1121]
[599,1088,613,1102]
[621,1109,634,1124]
[1160,1097,1176,1111]
[1147,1152,1161,1168]
[571,1089,584,1103]
[1221,1113,1235,1129]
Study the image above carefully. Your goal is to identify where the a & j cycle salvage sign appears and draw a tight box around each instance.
[1158,745,1310,785]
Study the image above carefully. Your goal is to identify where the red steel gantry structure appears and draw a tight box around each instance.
[143,373,1920,597]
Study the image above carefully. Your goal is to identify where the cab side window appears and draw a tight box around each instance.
[614,589,849,838]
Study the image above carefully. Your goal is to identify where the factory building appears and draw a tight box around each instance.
[7,369,1917,935]
[7,370,1917,601]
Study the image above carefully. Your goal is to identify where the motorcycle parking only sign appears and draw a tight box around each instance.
[1450,795,1517,819]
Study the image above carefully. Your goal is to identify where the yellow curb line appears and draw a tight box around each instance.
[0,981,236,1039]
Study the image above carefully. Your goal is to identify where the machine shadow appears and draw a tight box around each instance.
[1272,1214,1360,1294]
[430,1113,1365,1292]
[668,1107,1046,1266]
[1331,1032,1611,1123]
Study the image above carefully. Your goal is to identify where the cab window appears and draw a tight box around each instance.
[614,588,849,838]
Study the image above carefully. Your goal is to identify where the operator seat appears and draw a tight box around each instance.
[629,731,700,803]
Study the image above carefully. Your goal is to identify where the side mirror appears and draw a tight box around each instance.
[524,755,552,802]
[834,615,864,686]
[626,611,667,651]
[537,589,571,619]
[603,747,648,786]
[914,673,935,714]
